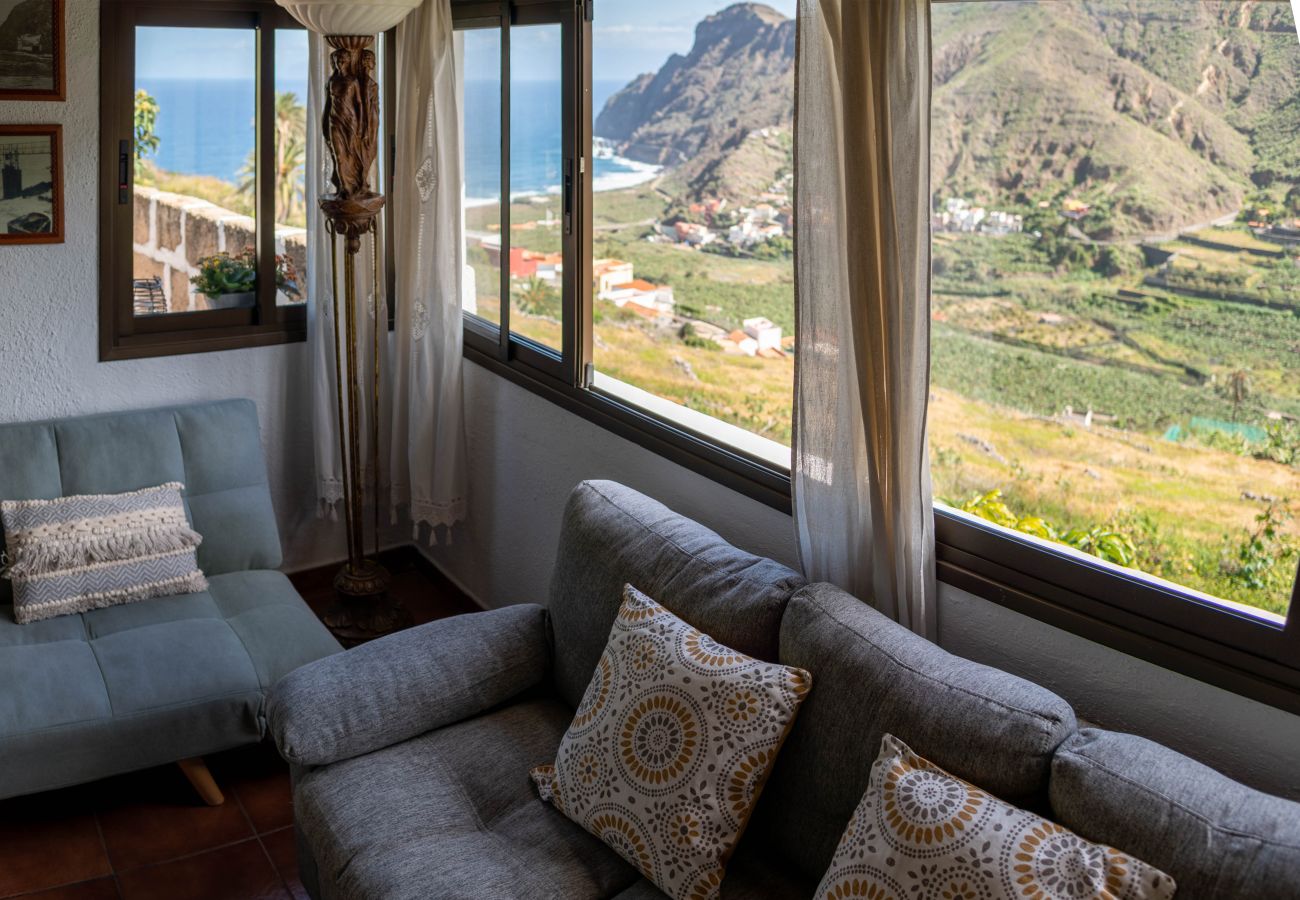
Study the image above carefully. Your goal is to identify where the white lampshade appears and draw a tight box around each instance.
[276,0,419,35]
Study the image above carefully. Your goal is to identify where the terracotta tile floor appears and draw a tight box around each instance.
[0,552,478,900]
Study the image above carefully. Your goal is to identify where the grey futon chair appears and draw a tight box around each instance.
[0,399,341,803]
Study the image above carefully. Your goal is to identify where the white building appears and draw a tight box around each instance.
[722,329,760,357]
[743,317,783,352]
[593,259,634,297]
[605,279,675,313]
[674,222,716,247]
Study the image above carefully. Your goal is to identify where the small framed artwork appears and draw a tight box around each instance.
[0,0,65,101]
[0,124,63,245]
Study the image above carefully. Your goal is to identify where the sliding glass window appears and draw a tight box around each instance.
[452,0,1300,712]
[100,0,309,360]
[930,0,1300,706]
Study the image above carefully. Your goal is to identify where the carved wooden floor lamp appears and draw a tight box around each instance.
[276,0,419,640]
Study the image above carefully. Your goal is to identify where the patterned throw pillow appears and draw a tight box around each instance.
[815,734,1176,900]
[2,482,207,624]
[530,584,811,900]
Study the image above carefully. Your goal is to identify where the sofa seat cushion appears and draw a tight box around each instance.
[296,696,644,900]
[610,847,816,899]
[0,569,339,798]
[1051,728,1300,898]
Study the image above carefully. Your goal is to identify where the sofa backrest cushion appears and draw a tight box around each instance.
[546,480,806,709]
[0,400,281,603]
[754,582,1078,881]
[1051,728,1300,898]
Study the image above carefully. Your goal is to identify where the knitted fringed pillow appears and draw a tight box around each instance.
[1,482,207,624]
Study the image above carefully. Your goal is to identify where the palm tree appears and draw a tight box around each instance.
[237,91,308,227]
[515,276,559,317]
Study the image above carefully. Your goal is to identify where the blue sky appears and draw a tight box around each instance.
[593,0,794,82]
[135,2,794,85]
[136,27,310,83]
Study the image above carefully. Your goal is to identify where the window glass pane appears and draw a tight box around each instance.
[460,27,502,326]
[590,2,795,465]
[133,26,257,315]
[930,0,1300,617]
[275,29,308,307]
[509,24,563,351]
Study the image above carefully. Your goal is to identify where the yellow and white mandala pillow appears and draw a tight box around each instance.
[530,584,811,900]
[815,734,1176,900]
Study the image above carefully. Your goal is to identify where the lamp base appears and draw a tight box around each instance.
[334,558,390,598]
[322,560,412,646]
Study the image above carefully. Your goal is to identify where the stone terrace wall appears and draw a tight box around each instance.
[133,185,308,312]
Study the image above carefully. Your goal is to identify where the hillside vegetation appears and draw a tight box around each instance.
[932,0,1300,237]
[574,0,1300,613]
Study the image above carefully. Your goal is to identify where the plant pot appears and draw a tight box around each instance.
[205,291,256,310]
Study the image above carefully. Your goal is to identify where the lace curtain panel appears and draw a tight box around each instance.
[391,0,468,539]
[792,0,938,638]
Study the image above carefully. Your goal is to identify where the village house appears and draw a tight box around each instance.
[1061,197,1092,221]
[604,278,675,313]
[721,329,760,356]
[743,316,784,353]
[727,203,789,247]
[592,258,634,296]
[671,221,717,246]
[934,197,1023,235]
[481,246,564,282]
[532,252,563,282]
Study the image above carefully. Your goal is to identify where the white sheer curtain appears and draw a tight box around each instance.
[792,0,938,638]
[390,0,468,540]
[307,33,388,522]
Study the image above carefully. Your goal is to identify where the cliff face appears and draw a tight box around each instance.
[595,3,794,169]
[930,0,1299,237]
[598,0,1300,237]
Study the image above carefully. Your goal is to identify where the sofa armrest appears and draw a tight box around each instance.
[267,604,551,767]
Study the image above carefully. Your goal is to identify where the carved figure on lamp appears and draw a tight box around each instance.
[319,35,384,254]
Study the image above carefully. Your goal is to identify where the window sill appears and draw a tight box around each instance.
[589,372,792,471]
[462,336,793,513]
[100,323,306,362]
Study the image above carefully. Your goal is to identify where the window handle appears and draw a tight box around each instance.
[564,157,573,235]
[118,140,130,204]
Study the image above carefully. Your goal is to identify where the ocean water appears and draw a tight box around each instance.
[140,76,652,200]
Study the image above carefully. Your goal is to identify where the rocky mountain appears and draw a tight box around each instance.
[595,3,794,172]
[596,0,1300,239]
[931,0,1300,237]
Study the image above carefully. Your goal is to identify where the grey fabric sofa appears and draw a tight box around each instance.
[0,399,341,800]
[270,480,1300,899]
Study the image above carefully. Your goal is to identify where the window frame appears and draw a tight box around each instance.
[452,0,793,509]
[99,0,309,361]
[454,0,1300,712]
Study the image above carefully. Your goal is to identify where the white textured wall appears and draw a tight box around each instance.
[427,360,1300,799]
[0,1,342,570]
[423,361,798,607]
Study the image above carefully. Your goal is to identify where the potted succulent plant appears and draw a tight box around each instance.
[190,248,257,309]
[190,248,305,308]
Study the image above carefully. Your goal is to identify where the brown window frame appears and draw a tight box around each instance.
[452,0,1300,714]
[452,0,793,509]
[99,0,309,361]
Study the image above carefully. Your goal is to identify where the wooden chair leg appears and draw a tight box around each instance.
[178,756,226,806]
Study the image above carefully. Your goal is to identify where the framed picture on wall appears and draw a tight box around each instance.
[0,0,65,101]
[0,124,63,244]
